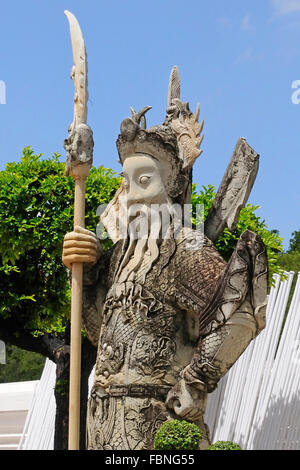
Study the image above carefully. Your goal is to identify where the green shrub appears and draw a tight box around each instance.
[153,419,203,450]
[208,440,242,450]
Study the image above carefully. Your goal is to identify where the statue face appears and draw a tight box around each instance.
[122,154,168,207]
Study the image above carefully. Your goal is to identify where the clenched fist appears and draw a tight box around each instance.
[62,225,102,271]
[165,379,207,422]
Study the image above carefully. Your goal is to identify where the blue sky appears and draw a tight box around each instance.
[0,0,299,249]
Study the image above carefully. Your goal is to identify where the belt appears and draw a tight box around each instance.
[92,383,172,401]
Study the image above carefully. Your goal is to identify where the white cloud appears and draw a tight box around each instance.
[235,47,254,64]
[271,0,300,15]
[217,14,254,32]
[235,47,264,64]
[241,14,253,31]
[216,16,232,28]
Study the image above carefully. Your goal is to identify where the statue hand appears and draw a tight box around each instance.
[62,225,102,270]
[165,379,207,422]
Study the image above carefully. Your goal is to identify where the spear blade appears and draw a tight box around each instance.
[64,10,88,125]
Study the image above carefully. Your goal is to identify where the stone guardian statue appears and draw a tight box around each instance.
[62,66,268,450]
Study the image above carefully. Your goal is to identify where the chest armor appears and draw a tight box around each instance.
[93,279,195,389]
[92,234,226,391]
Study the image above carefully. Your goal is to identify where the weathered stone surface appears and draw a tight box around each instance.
[64,124,94,177]
[62,66,268,450]
[205,137,259,242]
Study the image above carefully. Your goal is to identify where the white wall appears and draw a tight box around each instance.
[0,381,38,450]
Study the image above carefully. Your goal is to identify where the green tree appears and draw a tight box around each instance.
[278,251,300,272]
[288,230,300,253]
[277,232,300,320]
[0,344,45,383]
[0,147,121,449]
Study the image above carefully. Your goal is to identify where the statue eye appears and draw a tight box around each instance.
[139,175,150,185]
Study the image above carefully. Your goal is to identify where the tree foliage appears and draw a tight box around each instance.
[277,240,300,318]
[0,147,121,337]
[278,251,300,272]
[288,230,300,253]
[0,344,45,383]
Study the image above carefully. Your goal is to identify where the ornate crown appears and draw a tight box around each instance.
[117,66,204,173]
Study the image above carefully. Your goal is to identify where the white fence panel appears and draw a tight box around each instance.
[248,272,300,449]
[205,271,300,449]
[18,358,56,450]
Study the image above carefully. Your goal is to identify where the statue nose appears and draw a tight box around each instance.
[126,187,145,206]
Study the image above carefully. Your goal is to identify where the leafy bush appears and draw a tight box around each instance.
[0,147,121,336]
[153,419,203,450]
[208,440,242,450]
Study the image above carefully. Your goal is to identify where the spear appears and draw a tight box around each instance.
[64,10,93,450]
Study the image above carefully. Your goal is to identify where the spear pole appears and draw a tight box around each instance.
[64,10,93,450]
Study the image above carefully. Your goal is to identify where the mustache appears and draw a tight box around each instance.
[119,202,181,241]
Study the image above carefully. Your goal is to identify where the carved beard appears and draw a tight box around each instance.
[115,201,174,285]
